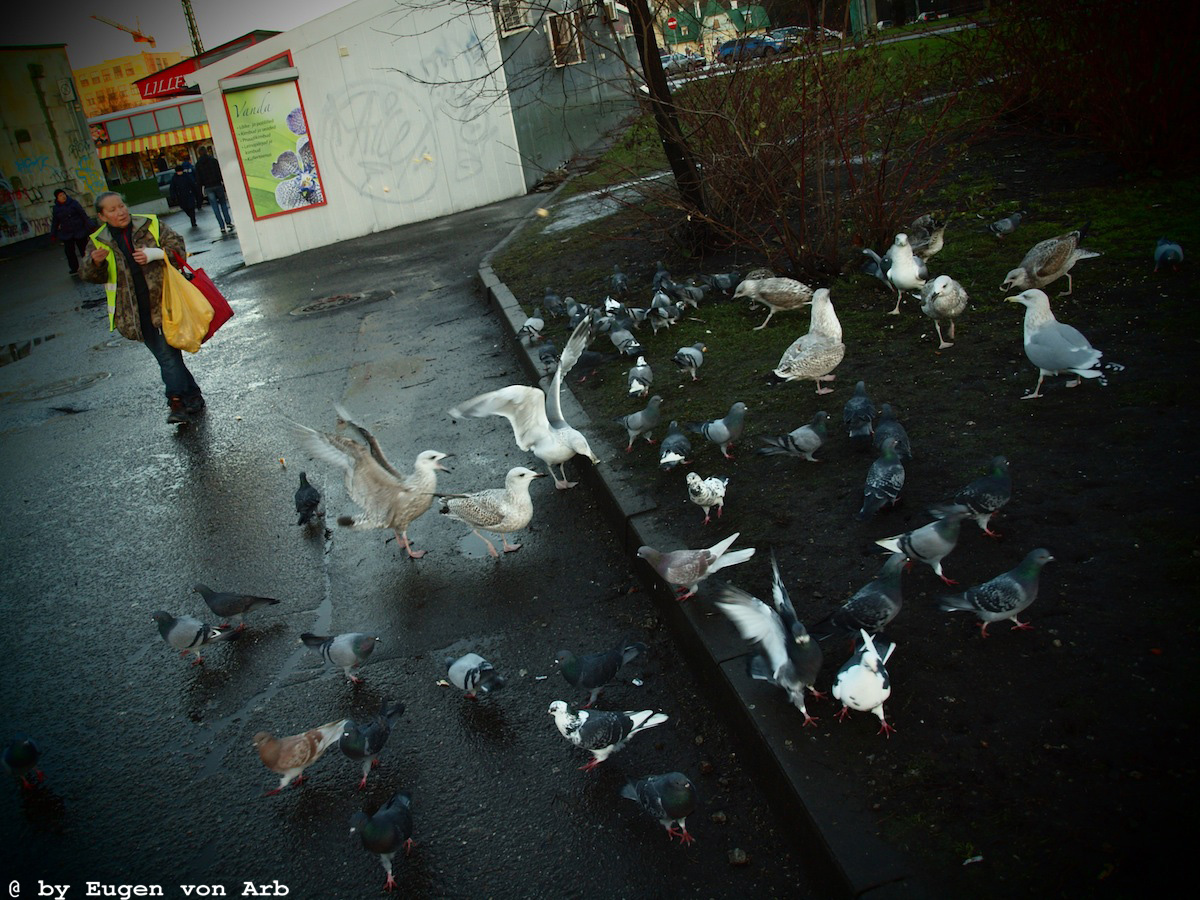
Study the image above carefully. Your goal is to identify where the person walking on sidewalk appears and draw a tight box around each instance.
[194,147,234,234]
[79,192,205,425]
[50,189,92,275]
[168,164,202,227]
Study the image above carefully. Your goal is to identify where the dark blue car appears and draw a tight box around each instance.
[716,35,786,63]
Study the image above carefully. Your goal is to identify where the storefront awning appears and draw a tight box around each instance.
[96,124,212,160]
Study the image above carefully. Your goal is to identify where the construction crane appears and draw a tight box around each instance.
[91,14,156,48]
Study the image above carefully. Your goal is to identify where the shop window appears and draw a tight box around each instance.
[156,106,183,130]
[181,101,206,126]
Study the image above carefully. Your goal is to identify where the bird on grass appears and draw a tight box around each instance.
[294,472,323,526]
[988,210,1024,238]
[556,640,647,709]
[733,276,814,330]
[686,472,729,524]
[939,549,1054,637]
[908,214,947,261]
[193,583,281,631]
[672,343,707,381]
[757,410,828,462]
[658,421,692,471]
[445,652,506,700]
[1000,227,1100,296]
[873,404,912,463]
[688,401,747,459]
[339,700,406,790]
[621,772,698,845]
[253,717,349,794]
[884,233,926,315]
[833,630,896,737]
[350,790,414,892]
[857,436,905,522]
[301,632,379,684]
[152,611,240,666]
[771,289,845,393]
[439,466,543,557]
[1008,289,1108,399]
[2,736,44,790]
[811,553,907,641]
[615,395,663,452]
[843,381,876,451]
[548,701,668,771]
[637,532,755,601]
[610,264,630,297]
[1154,238,1183,272]
[917,275,968,349]
[627,356,653,397]
[874,504,970,585]
[952,455,1011,537]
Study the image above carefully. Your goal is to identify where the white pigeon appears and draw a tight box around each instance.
[772,288,845,393]
[917,275,969,349]
[548,701,668,771]
[832,630,896,737]
[685,473,729,524]
[732,276,815,330]
[518,308,545,344]
[449,320,600,489]
[1007,289,1105,399]
[885,233,926,315]
[439,466,543,557]
[637,532,756,600]
[1000,228,1100,296]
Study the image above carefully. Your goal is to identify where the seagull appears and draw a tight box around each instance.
[885,233,926,314]
[908,214,947,261]
[874,504,970,584]
[658,420,692,471]
[548,701,668,771]
[445,652,506,700]
[556,640,647,708]
[686,473,729,524]
[873,403,912,462]
[621,772,698,845]
[627,356,653,397]
[294,472,323,526]
[917,275,968,349]
[300,632,379,684]
[811,553,907,640]
[988,211,1024,238]
[939,549,1054,637]
[637,532,755,600]
[843,380,876,450]
[291,405,451,559]
[439,466,543,556]
[253,717,349,794]
[339,699,406,789]
[952,455,1011,536]
[688,401,747,459]
[151,611,241,666]
[193,584,281,631]
[732,276,815,330]
[756,410,828,462]
[1008,289,1106,399]
[1000,227,1101,295]
[771,288,844,393]
[671,343,707,381]
[857,436,905,521]
[449,320,600,488]
[833,630,896,737]
[1154,237,1183,272]
[350,790,414,892]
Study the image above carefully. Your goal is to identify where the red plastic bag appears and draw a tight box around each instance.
[173,252,233,342]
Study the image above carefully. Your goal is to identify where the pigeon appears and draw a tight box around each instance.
[940,549,1054,637]
[439,466,543,556]
[637,532,755,600]
[548,701,668,771]
[873,403,912,462]
[538,341,560,375]
[770,288,845,393]
[291,405,451,559]
[1154,237,1183,272]
[1008,289,1106,399]
[556,640,646,708]
[952,455,1012,537]
[757,410,828,462]
[2,736,44,789]
[857,436,905,521]
[1000,227,1101,295]
[988,210,1024,238]
[652,260,674,292]
[350,790,414,892]
[811,553,907,640]
[732,276,815,330]
[253,717,349,794]
[832,630,896,737]
[193,583,281,631]
[885,233,926,314]
[445,652,506,699]
[574,349,617,382]
[610,264,631,297]
[688,401,747,459]
[649,302,684,335]
[542,286,565,318]
[917,275,969,349]
[627,356,653,397]
[518,308,545,344]
[874,504,970,584]
[701,271,742,294]
[686,473,729,524]
[300,632,380,684]
[621,772,698,844]
[295,472,323,526]
[714,548,824,726]
[671,343,707,381]
[152,611,241,666]
[339,699,406,789]
[449,320,600,489]
[615,395,664,452]
[658,420,692,471]
[610,326,646,357]
[908,214,946,261]
[843,381,876,450]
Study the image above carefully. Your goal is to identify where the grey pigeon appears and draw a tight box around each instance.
[703,271,742,294]
[811,553,907,640]
[860,247,893,291]
[621,772,698,844]
[1154,237,1183,272]
[445,652,506,699]
[686,472,729,524]
[843,381,876,451]
[339,699,405,789]
[556,640,647,708]
[658,420,692,471]
[874,504,970,584]
[637,532,755,600]
[857,436,905,521]
[1000,226,1100,295]
[939,548,1054,637]
[542,286,565,318]
[917,275,969,349]
[350,790,414,892]
[627,356,653,397]
[295,472,322,526]
[757,410,828,462]
[1008,288,1107,399]
[615,395,664,452]
[548,701,668,770]
[301,631,379,684]
[872,404,912,462]
[688,401,747,459]
[885,233,926,314]
[610,326,645,357]
[652,260,674,292]
[152,611,240,666]
[538,341,560,375]
[649,302,683,335]
[952,455,1012,536]
[714,548,823,726]
[671,342,707,381]
[2,735,43,789]
[833,630,896,737]
[193,583,281,631]
[987,211,1024,238]
[610,264,631,297]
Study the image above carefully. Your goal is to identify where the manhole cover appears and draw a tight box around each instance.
[92,337,126,351]
[21,372,110,401]
[0,335,57,368]
[291,293,368,316]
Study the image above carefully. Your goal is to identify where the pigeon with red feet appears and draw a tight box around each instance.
[445,652,506,700]
[350,790,414,892]
[339,699,405,789]
[637,532,755,601]
[952,455,1011,537]
[874,504,970,584]
[254,717,349,794]
[688,402,746,459]
[152,610,240,666]
[939,548,1053,637]
[301,631,379,684]
[2,736,44,789]
[193,583,281,630]
[621,772,698,844]
[832,630,896,737]
[548,701,667,771]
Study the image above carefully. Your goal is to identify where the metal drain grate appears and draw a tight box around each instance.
[21,372,111,401]
[290,293,368,316]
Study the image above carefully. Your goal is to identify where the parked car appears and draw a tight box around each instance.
[659,51,706,76]
[916,12,948,23]
[877,19,894,30]
[769,26,804,51]
[716,35,786,63]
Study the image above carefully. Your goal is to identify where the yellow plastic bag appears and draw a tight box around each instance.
[161,261,214,353]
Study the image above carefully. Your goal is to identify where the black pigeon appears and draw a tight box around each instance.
[2,735,44,789]
[873,403,912,462]
[857,437,905,521]
[350,790,414,892]
[574,349,617,383]
[339,699,405,789]
[952,455,1012,537]
[556,640,647,708]
[621,772,698,844]
[193,583,282,631]
[658,420,692,471]
[811,553,907,640]
[843,380,876,450]
[295,472,323,526]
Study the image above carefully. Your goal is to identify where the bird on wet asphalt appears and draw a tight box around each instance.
[152,611,241,666]
[843,381,876,451]
[939,548,1054,637]
[556,640,647,708]
[833,630,896,737]
[295,472,323,526]
[1008,289,1110,399]
[952,455,1012,537]
[672,342,707,381]
[686,472,729,524]
[615,395,663,452]
[339,699,406,790]
[857,436,905,522]
[621,772,698,845]
[350,790,414,892]
[301,631,380,684]
[1000,227,1101,296]
[193,583,281,631]
[253,717,350,794]
[688,401,747,459]
[757,410,828,462]
[2,736,44,789]
[875,504,970,585]
[638,532,755,600]
[439,466,543,557]
[548,701,668,771]
[658,420,692,471]
[445,652,506,700]
[811,552,907,641]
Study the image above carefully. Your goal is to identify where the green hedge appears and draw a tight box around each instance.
[116,176,166,206]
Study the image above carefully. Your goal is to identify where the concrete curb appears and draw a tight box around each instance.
[478,195,929,899]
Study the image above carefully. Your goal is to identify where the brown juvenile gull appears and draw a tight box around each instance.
[908,213,947,261]
[1007,288,1105,399]
[917,275,969,349]
[732,276,815,330]
[1000,227,1101,296]
[439,466,543,557]
[772,288,845,394]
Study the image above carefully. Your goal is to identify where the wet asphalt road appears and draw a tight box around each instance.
[0,201,820,897]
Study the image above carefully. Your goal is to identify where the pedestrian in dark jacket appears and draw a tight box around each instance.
[194,148,234,234]
[50,188,93,275]
[168,165,202,227]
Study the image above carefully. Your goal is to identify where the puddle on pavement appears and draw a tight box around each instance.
[0,334,58,368]
[20,372,110,401]
[289,289,393,316]
[456,532,498,559]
